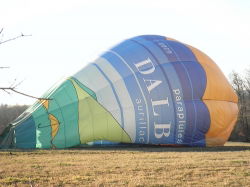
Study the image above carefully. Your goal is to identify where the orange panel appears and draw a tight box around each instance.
[166,37,238,103]
[186,45,238,103]
[166,37,239,146]
[204,100,238,146]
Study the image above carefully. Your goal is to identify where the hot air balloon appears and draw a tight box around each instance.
[0,35,238,149]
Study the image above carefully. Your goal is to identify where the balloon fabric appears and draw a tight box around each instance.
[0,35,238,148]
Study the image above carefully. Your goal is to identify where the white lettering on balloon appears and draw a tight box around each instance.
[134,58,171,140]
[173,88,186,144]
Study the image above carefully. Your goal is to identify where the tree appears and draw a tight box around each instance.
[229,71,250,142]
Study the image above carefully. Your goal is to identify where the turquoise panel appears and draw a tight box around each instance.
[33,104,51,148]
[15,116,36,148]
[48,80,80,148]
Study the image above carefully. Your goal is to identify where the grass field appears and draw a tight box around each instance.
[0,142,249,187]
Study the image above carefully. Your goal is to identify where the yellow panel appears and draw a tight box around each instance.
[49,114,59,140]
[204,100,238,146]
[40,99,49,110]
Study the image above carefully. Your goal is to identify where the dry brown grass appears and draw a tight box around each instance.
[0,142,249,187]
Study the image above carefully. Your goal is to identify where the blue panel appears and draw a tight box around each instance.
[15,116,36,148]
[112,40,176,144]
[165,40,197,62]
[101,35,211,146]
[191,100,210,146]
[143,36,179,62]
[131,37,188,145]
[183,100,210,146]
[182,62,206,99]
[136,35,209,146]
[170,62,192,100]
[182,100,195,145]
[170,61,206,100]
[102,52,149,143]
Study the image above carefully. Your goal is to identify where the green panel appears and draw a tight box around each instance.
[33,104,51,148]
[70,77,97,100]
[48,80,80,148]
[70,78,131,144]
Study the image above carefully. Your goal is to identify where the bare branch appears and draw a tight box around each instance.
[0,87,51,100]
[0,29,44,104]
[12,79,25,89]
[0,33,32,45]
[0,67,10,69]
[2,89,11,95]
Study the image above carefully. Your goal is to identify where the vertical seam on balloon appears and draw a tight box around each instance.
[72,74,132,143]
[52,97,66,148]
[179,62,197,145]
[59,82,78,147]
[96,58,136,142]
[184,44,208,97]
[165,41,198,145]
[131,39,178,144]
[108,50,150,143]
[183,44,210,146]
[85,93,95,143]
[92,63,125,129]
[180,62,194,99]
[70,76,97,100]
[68,79,82,146]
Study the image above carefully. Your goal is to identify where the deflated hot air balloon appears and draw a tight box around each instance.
[0,35,238,149]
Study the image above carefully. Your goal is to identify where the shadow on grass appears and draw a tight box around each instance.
[1,143,250,153]
[71,144,250,152]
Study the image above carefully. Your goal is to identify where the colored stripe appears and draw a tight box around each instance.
[145,36,210,146]
[95,57,136,142]
[73,64,122,125]
[108,49,151,143]
[166,42,199,145]
[111,41,174,144]
[166,42,210,146]
[102,51,149,143]
[71,79,131,144]
[47,80,80,148]
[137,36,207,145]
[92,63,125,128]
[131,37,184,144]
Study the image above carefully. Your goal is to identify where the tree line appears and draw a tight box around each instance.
[0,104,29,134]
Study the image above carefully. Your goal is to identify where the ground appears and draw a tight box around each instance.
[0,142,249,187]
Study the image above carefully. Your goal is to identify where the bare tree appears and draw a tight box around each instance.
[230,71,250,142]
[0,28,49,101]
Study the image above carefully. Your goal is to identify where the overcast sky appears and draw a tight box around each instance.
[0,0,250,105]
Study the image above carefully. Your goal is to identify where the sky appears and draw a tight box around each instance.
[0,0,250,105]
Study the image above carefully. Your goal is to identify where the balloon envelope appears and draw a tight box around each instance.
[0,35,238,148]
